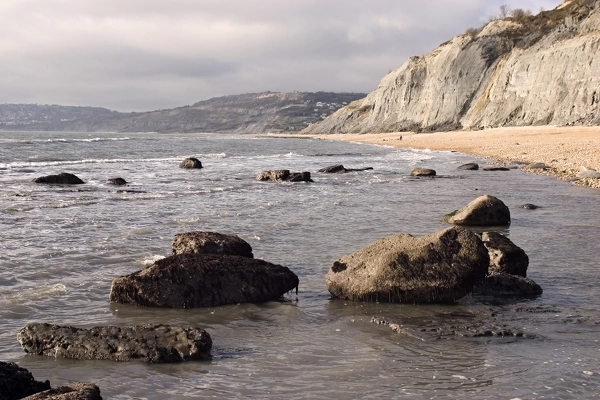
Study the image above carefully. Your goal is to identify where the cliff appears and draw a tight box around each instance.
[1,92,365,133]
[302,0,600,134]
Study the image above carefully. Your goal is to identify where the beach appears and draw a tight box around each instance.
[303,125,600,190]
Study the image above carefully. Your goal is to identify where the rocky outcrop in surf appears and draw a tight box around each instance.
[302,1,600,134]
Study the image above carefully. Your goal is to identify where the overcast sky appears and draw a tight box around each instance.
[0,0,561,112]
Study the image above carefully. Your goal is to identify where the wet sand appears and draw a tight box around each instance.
[300,126,600,190]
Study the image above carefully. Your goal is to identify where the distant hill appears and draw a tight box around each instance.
[0,92,366,133]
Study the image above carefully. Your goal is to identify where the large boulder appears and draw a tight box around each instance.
[482,232,529,277]
[474,273,543,297]
[256,170,313,182]
[172,231,253,258]
[179,157,203,169]
[33,172,84,184]
[110,253,299,308]
[17,323,212,363]
[443,194,510,226]
[326,226,489,304]
[0,361,50,400]
[22,383,102,400]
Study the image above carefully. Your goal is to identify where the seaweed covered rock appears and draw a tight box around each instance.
[172,231,253,258]
[326,226,489,304]
[17,323,212,363]
[110,253,299,308]
[33,172,84,185]
[0,361,50,400]
[444,194,510,226]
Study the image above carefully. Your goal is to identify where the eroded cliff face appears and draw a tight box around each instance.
[302,1,600,134]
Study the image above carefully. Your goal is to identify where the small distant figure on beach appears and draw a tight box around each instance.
[398,135,403,140]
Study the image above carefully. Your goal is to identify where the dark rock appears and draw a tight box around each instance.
[458,163,479,170]
[172,231,253,258]
[107,177,127,185]
[256,170,312,182]
[474,273,543,296]
[519,203,540,210]
[110,253,299,308]
[17,323,212,363]
[326,226,489,304]
[0,361,50,400]
[22,383,102,400]
[318,165,373,173]
[33,172,84,184]
[443,194,511,226]
[179,158,203,169]
[410,168,436,176]
[482,166,510,171]
[318,165,346,173]
[482,232,529,277]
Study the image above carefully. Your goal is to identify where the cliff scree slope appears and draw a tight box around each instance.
[302,0,600,134]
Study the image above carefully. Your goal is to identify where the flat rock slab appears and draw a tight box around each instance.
[0,361,51,400]
[17,323,212,363]
[22,383,102,400]
[172,231,253,258]
[110,253,299,308]
[326,226,489,304]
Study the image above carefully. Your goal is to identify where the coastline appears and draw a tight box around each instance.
[294,126,600,191]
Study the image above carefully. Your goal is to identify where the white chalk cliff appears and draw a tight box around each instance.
[302,1,600,134]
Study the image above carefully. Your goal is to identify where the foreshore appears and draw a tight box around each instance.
[296,126,600,191]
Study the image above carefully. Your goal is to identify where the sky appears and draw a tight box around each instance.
[0,0,561,112]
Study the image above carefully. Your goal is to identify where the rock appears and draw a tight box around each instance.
[33,172,84,184]
[300,5,600,134]
[474,273,543,296]
[410,168,436,177]
[22,383,102,400]
[482,166,510,171]
[482,232,529,277]
[179,158,203,169]
[0,361,50,400]
[107,177,127,185]
[256,170,312,182]
[576,166,600,179]
[110,253,299,308]
[326,226,489,304]
[519,203,539,209]
[458,163,479,170]
[443,194,511,226]
[318,165,374,173]
[526,162,548,170]
[17,323,212,363]
[172,231,253,258]
[318,165,346,173]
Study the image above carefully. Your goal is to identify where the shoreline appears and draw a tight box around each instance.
[284,126,600,191]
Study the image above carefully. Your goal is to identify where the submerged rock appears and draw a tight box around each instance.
[17,323,212,363]
[110,253,299,308]
[0,361,50,400]
[410,168,436,177]
[482,166,511,171]
[179,157,203,169]
[33,172,84,185]
[443,194,510,226]
[482,232,529,277]
[107,177,127,185]
[474,273,543,297]
[172,231,253,258]
[519,203,539,210]
[326,226,489,304]
[318,165,373,173]
[458,163,479,170]
[22,383,102,400]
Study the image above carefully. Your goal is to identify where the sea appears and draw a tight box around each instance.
[0,131,599,399]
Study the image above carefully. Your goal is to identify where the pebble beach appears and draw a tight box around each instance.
[303,125,600,190]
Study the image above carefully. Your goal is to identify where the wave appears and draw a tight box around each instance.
[0,283,67,302]
[0,137,131,145]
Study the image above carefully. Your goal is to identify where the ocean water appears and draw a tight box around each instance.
[0,131,599,399]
